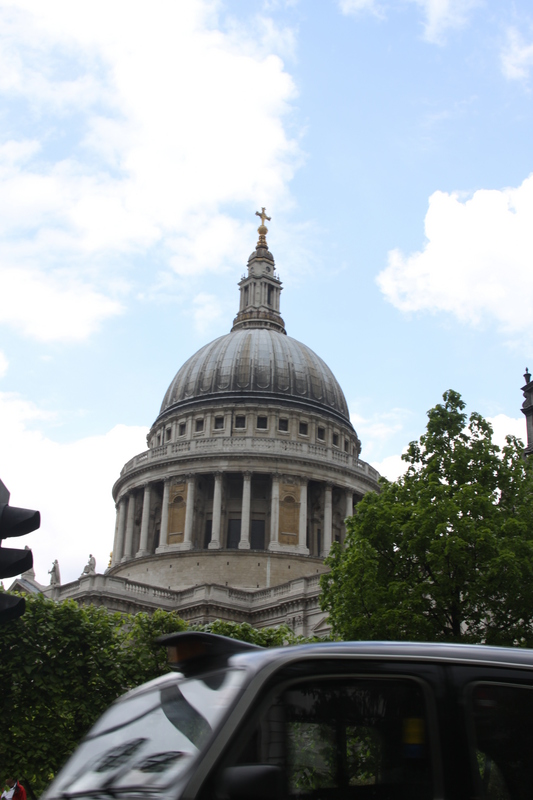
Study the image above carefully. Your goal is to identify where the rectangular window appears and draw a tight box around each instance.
[257,416,268,429]
[278,418,289,432]
[469,682,533,799]
[156,434,161,446]
[235,415,246,429]
[317,427,325,441]
[344,440,349,452]
[228,677,432,799]
[299,422,308,436]
[203,519,212,549]
[332,433,339,447]
[179,422,186,436]
[214,416,224,430]
[227,519,241,549]
[250,519,265,550]
[165,428,171,441]
[195,419,204,433]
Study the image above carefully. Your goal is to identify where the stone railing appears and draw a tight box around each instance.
[121,436,377,480]
[43,571,324,612]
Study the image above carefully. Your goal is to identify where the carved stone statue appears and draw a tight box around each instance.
[49,559,61,586]
[81,554,96,576]
[22,545,35,579]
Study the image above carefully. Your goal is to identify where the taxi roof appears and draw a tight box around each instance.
[159,632,533,679]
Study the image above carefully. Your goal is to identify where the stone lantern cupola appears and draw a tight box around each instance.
[231,208,286,335]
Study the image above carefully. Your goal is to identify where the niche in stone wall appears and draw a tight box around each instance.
[279,482,299,545]
[168,481,187,544]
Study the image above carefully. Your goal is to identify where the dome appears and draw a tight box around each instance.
[158,328,351,423]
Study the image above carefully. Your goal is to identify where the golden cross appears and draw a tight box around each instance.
[255,207,271,226]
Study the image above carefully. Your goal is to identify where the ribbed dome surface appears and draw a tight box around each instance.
[159,329,350,422]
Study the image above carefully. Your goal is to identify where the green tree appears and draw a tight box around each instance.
[123,608,188,684]
[0,595,130,794]
[321,390,533,645]
[0,594,320,794]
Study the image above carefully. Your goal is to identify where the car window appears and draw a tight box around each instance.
[468,682,533,800]
[224,677,433,799]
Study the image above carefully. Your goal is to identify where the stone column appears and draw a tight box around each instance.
[269,474,281,551]
[209,472,222,549]
[156,479,170,551]
[345,490,354,520]
[122,493,136,562]
[298,479,309,554]
[137,483,152,557]
[182,474,195,550]
[322,483,333,557]
[112,497,127,565]
[239,471,251,549]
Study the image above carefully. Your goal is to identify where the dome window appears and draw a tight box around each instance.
[195,419,204,433]
[317,427,325,441]
[214,416,224,430]
[344,440,349,452]
[299,422,309,437]
[235,415,246,429]
[332,433,339,447]
[256,416,268,430]
[278,418,289,432]
[165,428,171,441]
[179,422,186,436]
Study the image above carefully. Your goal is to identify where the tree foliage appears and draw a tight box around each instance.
[0,596,311,794]
[321,390,533,645]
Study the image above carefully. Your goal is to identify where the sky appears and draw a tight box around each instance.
[1,0,532,586]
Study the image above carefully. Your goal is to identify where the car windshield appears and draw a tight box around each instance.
[45,667,246,798]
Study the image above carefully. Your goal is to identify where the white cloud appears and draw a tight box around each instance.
[0,0,302,342]
[351,406,411,460]
[408,0,479,44]
[0,266,123,341]
[371,453,407,481]
[338,0,384,17]
[0,351,8,378]
[192,292,226,336]
[377,174,533,343]
[487,413,526,449]
[501,27,533,81]
[370,414,527,483]
[0,389,148,585]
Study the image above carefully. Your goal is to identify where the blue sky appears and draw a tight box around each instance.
[1,0,532,584]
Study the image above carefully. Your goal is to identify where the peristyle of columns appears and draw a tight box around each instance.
[112,471,352,562]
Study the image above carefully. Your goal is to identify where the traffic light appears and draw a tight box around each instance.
[0,478,40,624]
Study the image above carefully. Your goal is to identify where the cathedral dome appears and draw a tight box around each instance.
[158,328,350,423]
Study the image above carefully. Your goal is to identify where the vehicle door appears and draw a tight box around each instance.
[194,657,448,800]
[450,664,533,800]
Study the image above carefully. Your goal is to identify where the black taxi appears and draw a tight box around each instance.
[44,632,533,800]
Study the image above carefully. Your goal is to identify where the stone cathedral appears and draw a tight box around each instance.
[25,213,381,636]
